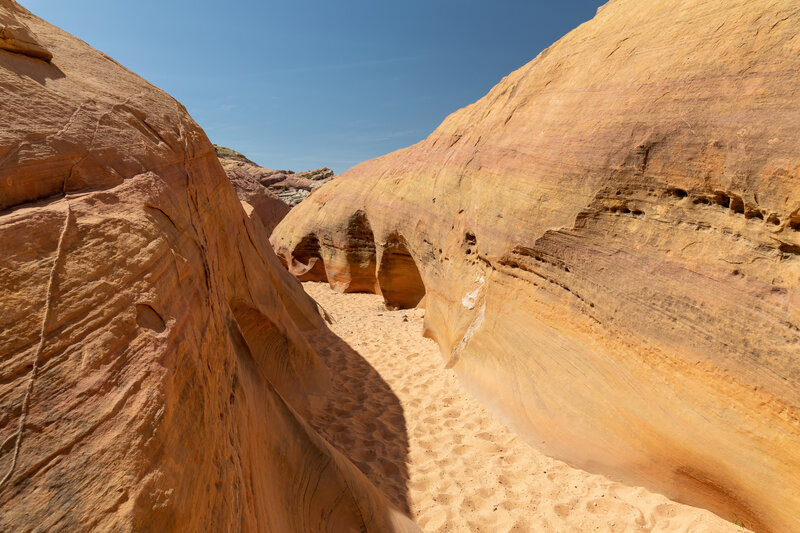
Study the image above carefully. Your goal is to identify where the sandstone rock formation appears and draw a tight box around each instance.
[215,145,335,207]
[0,1,50,61]
[0,1,416,531]
[221,163,290,234]
[272,0,800,530]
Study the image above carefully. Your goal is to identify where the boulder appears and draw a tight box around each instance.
[0,1,416,531]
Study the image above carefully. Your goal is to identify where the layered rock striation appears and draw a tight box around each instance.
[0,1,415,531]
[215,145,335,208]
[217,154,290,234]
[272,0,800,530]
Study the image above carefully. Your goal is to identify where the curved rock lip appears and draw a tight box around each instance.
[272,0,800,531]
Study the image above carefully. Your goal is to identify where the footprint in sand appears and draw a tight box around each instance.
[301,282,750,533]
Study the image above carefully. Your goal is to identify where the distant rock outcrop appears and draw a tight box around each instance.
[215,150,290,234]
[215,145,335,207]
[0,1,416,531]
[272,0,800,531]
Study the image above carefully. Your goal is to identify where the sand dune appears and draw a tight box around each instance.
[302,282,748,532]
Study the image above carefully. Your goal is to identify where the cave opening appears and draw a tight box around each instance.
[377,235,426,309]
[291,233,328,282]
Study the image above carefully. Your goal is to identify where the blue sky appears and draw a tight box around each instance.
[22,1,603,174]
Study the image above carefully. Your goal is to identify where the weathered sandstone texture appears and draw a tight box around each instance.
[272,0,800,530]
[0,1,50,61]
[215,145,335,208]
[0,1,416,531]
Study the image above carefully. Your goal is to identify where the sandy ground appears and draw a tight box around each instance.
[302,282,748,533]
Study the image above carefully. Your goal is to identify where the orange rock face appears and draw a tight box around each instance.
[0,1,50,61]
[0,1,416,531]
[272,0,800,530]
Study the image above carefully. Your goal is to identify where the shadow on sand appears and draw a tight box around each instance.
[303,325,412,515]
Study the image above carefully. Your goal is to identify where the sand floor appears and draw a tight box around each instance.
[302,282,748,532]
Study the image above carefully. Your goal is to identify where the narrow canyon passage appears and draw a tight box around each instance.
[301,282,747,533]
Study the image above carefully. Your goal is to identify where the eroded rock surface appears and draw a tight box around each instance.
[215,145,335,207]
[0,1,50,61]
[272,0,800,530]
[0,1,416,531]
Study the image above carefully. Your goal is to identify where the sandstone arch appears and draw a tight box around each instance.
[289,233,328,282]
[378,236,425,310]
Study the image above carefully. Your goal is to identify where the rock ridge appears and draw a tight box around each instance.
[215,145,335,207]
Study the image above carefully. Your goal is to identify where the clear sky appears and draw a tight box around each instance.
[21,0,604,174]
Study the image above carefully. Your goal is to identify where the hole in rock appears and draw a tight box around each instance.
[789,212,800,231]
[464,232,477,246]
[712,191,730,208]
[729,195,745,214]
[378,235,426,310]
[667,188,688,198]
[693,197,711,205]
[767,214,781,226]
[745,210,764,221]
[135,303,166,333]
[291,234,328,282]
[344,211,378,292]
